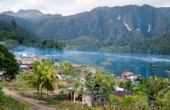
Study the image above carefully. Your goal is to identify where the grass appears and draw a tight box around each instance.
[3,79,55,99]
[2,79,96,110]
[0,95,32,110]
[39,100,92,110]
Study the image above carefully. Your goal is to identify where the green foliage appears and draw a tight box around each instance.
[0,83,29,110]
[129,31,170,54]
[10,19,17,30]
[40,100,92,110]
[165,70,170,78]
[108,92,150,110]
[0,19,65,50]
[60,61,72,68]
[0,44,19,81]
[65,36,101,51]
[55,94,63,100]
[136,77,170,98]
[119,81,124,88]
[2,5,170,52]
[0,19,37,41]
[42,58,54,66]
[22,61,57,98]
[40,39,65,49]
[124,79,135,92]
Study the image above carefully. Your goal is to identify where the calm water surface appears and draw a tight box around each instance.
[43,51,170,78]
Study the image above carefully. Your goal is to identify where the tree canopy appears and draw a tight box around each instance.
[0,44,19,81]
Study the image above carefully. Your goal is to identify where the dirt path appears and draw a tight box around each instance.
[2,88,56,110]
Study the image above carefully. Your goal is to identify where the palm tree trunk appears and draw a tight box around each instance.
[37,84,39,97]
[46,82,47,98]
[41,87,43,99]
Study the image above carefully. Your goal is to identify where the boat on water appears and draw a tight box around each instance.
[54,58,59,61]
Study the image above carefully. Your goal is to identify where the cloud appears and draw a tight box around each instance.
[0,0,170,15]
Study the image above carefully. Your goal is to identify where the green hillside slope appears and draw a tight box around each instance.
[1,5,170,53]
[1,5,170,47]
[0,19,37,40]
[129,31,170,54]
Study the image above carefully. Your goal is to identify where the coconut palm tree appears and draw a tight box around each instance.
[124,79,135,92]
[22,70,39,97]
[32,61,45,98]
[40,66,57,97]
[165,70,170,78]
[22,61,45,98]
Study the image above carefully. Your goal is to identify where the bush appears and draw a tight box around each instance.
[55,94,63,100]
[0,84,29,110]
[68,93,71,100]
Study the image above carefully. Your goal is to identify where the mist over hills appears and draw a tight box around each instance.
[1,4,170,52]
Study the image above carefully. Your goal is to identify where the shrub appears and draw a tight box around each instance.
[56,94,63,100]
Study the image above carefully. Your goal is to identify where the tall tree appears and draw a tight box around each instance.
[10,19,17,30]
[10,19,17,35]
[41,66,56,97]
[23,60,57,98]
[0,44,19,81]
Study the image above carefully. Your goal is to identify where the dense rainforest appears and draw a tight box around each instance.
[99,30,170,54]
[1,5,170,54]
[0,19,65,50]
[128,31,170,54]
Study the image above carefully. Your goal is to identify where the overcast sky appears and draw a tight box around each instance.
[0,0,170,16]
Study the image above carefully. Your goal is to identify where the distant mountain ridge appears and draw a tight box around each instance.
[159,7,170,17]
[1,5,170,51]
[1,9,44,18]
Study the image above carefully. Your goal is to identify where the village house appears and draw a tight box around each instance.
[121,72,143,81]
[26,65,34,69]
[38,56,48,60]
[72,64,86,71]
[19,64,34,72]
[0,71,4,80]
[121,72,136,80]
[115,91,134,97]
[21,61,34,65]
[136,75,143,81]
[19,65,30,72]
[55,70,64,75]
[56,75,67,85]
[68,87,92,106]
[69,86,129,107]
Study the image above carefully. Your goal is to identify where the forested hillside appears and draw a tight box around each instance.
[0,19,65,50]
[159,7,170,17]
[1,5,170,53]
[32,4,170,46]
[0,19,37,41]
[1,5,170,47]
[65,36,101,50]
[128,31,170,54]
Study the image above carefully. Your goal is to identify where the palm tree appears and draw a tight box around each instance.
[41,66,57,97]
[23,61,45,98]
[23,60,58,98]
[32,61,45,98]
[165,70,170,78]
[124,80,135,92]
[22,70,40,97]
[119,81,124,88]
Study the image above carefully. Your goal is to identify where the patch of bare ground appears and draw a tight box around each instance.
[2,88,56,110]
